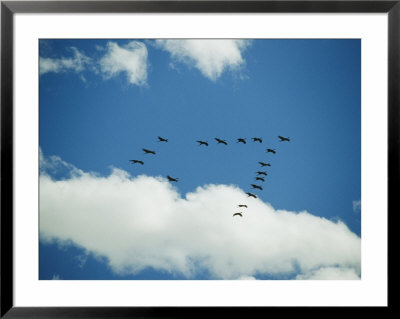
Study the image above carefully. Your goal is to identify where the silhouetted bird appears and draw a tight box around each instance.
[278,136,290,142]
[233,212,243,217]
[257,171,268,176]
[129,160,144,165]
[158,136,168,142]
[167,175,179,182]
[258,161,271,167]
[197,140,209,146]
[238,204,248,208]
[251,184,263,190]
[215,138,228,145]
[143,148,156,155]
[237,138,246,144]
[246,192,257,198]
[252,137,262,143]
[255,177,265,182]
[266,148,276,154]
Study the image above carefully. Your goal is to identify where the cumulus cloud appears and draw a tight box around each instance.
[296,267,360,280]
[40,40,247,85]
[98,41,148,86]
[39,148,86,178]
[40,47,91,75]
[40,151,361,280]
[40,41,149,86]
[154,40,251,81]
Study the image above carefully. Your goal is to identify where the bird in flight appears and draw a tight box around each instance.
[255,177,265,182]
[257,171,268,176]
[233,212,243,217]
[252,137,262,143]
[238,204,248,208]
[246,192,257,198]
[251,184,263,190]
[237,138,247,144]
[143,148,156,155]
[129,160,144,165]
[278,136,290,142]
[258,161,271,167]
[167,175,179,182]
[266,148,276,154]
[158,136,168,142]
[215,138,228,145]
[197,140,209,146]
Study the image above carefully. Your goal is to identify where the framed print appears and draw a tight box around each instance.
[1,0,395,317]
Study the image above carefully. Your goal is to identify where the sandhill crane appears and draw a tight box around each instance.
[167,175,179,182]
[158,136,168,142]
[197,140,209,146]
[266,148,276,154]
[255,177,265,182]
[215,138,228,145]
[258,161,271,167]
[257,171,268,176]
[238,204,248,208]
[252,137,262,143]
[129,160,144,165]
[251,184,263,190]
[233,212,243,217]
[246,192,257,198]
[143,148,156,155]
[278,136,290,142]
[237,138,246,144]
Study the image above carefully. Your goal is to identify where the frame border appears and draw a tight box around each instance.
[1,1,396,317]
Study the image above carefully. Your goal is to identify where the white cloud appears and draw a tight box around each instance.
[236,275,257,280]
[353,200,361,213]
[40,153,361,280]
[40,47,91,75]
[296,267,360,280]
[154,40,251,81]
[40,40,246,85]
[98,41,148,86]
[39,148,86,178]
[51,274,61,280]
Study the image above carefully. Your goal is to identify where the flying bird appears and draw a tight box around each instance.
[233,212,243,217]
[252,137,262,143]
[278,136,290,142]
[251,184,263,190]
[158,136,168,142]
[255,177,265,182]
[257,171,268,176]
[238,204,248,208]
[266,148,276,154]
[167,175,179,182]
[237,138,247,144]
[258,161,271,167]
[196,140,209,146]
[246,192,257,198]
[129,160,144,165]
[215,138,228,145]
[142,148,156,155]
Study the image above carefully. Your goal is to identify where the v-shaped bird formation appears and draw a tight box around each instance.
[129,135,291,219]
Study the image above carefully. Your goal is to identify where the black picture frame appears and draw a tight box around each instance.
[1,1,395,317]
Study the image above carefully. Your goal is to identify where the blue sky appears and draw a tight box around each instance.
[39,39,361,280]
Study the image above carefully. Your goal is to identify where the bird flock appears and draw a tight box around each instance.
[130,135,291,219]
